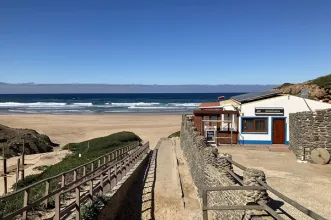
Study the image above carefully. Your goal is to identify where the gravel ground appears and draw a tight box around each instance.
[219,146,331,220]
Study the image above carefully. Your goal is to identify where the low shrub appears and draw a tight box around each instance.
[168,131,180,138]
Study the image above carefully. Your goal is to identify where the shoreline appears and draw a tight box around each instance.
[0,111,190,116]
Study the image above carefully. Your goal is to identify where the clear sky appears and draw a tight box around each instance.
[0,0,330,85]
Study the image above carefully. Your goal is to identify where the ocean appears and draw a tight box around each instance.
[0,93,242,114]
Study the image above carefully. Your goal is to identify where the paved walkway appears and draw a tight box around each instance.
[142,138,201,220]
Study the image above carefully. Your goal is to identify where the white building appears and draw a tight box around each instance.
[218,91,331,145]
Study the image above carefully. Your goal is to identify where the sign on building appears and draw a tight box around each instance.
[255,107,284,116]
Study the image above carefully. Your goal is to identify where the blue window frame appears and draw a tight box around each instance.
[241,117,268,134]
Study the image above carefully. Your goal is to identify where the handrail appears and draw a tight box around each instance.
[0,141,139,199]
[2,141,149,220]
[222,156,327,220]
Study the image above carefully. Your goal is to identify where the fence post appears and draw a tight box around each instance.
[21,139,25,181]
[83,165,86,176]
[98,159,101,168]
[76,185,80,220]
[15,158,20,191]
[54,193,61,220]
[3,158,7,194]
[44,180,50,208]
[89,178,93,202]
[100,172,104,195]
[202,189,208,220]
[61,174,65,187]
[22,189,29,220]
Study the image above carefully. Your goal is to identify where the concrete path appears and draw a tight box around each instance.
[141,138,201,220]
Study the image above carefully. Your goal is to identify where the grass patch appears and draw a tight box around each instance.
[33,165,50,172]
[276,83,294,89]
[0,131,141,218]
[308,74,331,89]
[168,131,180,138]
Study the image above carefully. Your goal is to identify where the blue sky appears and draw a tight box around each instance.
[0,0,330,85]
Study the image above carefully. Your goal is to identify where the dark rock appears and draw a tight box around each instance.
[0,124,58,157]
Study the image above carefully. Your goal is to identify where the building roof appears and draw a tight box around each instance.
[231,90,281,104]
[198,102,221,109]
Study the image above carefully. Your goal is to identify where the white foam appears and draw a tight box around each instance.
[71,103,93,107]
[167,103,200,107]
[110,102,160,107]
[0,102,67,107]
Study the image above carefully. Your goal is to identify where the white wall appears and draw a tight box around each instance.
[238,95,331,143]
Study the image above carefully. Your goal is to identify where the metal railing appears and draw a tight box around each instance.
[0,141,149,220]
[202,157,327,220]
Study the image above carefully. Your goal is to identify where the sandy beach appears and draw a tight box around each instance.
[0,114,181,194]
[0,114,181,148]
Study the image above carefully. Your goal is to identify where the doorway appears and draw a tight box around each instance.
[272,118,286,144]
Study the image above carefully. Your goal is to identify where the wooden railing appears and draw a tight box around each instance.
[0,141,149,220]
[202,157,327,220]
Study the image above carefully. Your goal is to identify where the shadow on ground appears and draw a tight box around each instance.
[116,149,157,220]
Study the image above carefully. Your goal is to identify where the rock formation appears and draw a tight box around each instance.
[0,124,58,157]
[274,74,331,103]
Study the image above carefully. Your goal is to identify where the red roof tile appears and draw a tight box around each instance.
[198,102,220,108]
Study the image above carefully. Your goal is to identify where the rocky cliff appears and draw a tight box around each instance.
[0,124,58,157]
[274,74,331,103]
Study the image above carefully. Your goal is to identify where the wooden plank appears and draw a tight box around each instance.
[256,179,327,220]
[22,189,29,220]
[54,193,60,220]
[258,201,284,220]
[15,159,20,192]
[61,174,65,187]
[3,158,7,194]
[202,190,208,220]
[44,180,50,208]
[75,186,80,220]
[225,157,247,170]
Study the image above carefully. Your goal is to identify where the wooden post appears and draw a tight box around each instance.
[55,193,60,220]
[61,174,65,187]
[89,179,93,202]
[44,180,50,208]
[2,144,7,194]
[3,158,7,195]
[202,190,208,220]
[23,189,29,220]
[100,172,104,195]
[15,159,20,191]
[20,140,25,181]
[75,185,80,220]
[83,165,86,176]
[98,159,101,168]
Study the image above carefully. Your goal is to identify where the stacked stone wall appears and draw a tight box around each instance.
[181,115,248,219]
[289,108,331,163]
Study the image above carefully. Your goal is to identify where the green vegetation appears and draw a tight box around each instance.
[81,195,111,220]
[0,131,141,218]
[168,131,180,138]
[33,165,50,172]
[308,74,331,89]
[276,83,294,89]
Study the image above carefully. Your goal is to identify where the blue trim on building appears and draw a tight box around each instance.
[271,116,287,144]
[238,140,273,145]
[241,116,269,134]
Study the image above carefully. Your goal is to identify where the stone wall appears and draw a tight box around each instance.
[289,108,331,163]
[181,115,269,219]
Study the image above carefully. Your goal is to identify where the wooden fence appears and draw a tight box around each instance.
[202,157,327,220]
[0,141,149,220]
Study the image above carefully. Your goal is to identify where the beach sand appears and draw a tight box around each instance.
[0,114,181,194]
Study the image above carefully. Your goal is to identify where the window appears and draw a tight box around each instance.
[242,118,267,133]
[211,116,217,128]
